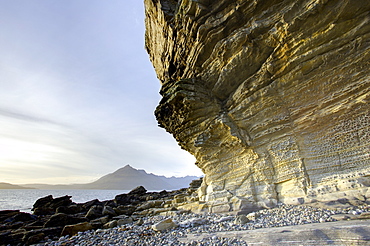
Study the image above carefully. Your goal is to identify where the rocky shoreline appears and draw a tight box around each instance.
[1,183,370,245]
[36,204,370,246]
[0,180,204,246]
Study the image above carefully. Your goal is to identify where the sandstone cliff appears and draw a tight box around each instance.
[145,0,370,213]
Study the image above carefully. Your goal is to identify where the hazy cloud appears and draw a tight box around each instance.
[0,0,202,184]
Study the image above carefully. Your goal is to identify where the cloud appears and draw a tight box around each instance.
[0,1,203,185]
[0,104,201,184]
[0,108,65,126]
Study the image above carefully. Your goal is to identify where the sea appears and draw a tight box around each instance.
[0,190,132,213]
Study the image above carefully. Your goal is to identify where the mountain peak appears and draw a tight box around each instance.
[116,164,136,172]
[123,164,134,169]
[84,165,198,190]
[112,165,148,176]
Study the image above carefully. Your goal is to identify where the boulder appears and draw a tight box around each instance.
[81,199,103,210]
[103,200,117,208]
[159,190,169,196]
[103,220,117,229]
[234,215,250,225]
[214,216,234,223]
[25,232,45,245]
[152,218,177,232]
[135,218,144,226]
[90,216,110,225]
[44,213,87,228]
[331,214,355,221]
[173,194,187,204]
[136,200,163,211]
[33,207,54,216]
[61,222,93,236]
[179,218,208,228]
[114,205,136,215]
[145,193,160,201]
[6,231,27,245]
[56,205,82,214]
[0,210,20,222]
[90,216,110,229]
[49,195,73,209]
[102,206,117,217]
[117,217,133,226]
[32,195,73,215]
[246,212,259,221]
[85,205,103,219]
[21,227,63,245]
[358,212,370,220]
[9,221,25,230]
[114,194,140,206]
[128,186,147,196]
[32,195,53,211]
[12,212,37,222]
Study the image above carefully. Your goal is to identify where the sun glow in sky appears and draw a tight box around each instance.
[0,0,202,184]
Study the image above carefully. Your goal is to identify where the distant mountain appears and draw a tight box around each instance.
[82,165,200,190]
[0,182,34,189]
[24,165,201,191]
[22,183,75,190]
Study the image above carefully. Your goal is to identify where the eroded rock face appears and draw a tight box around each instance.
[145,0,370,212]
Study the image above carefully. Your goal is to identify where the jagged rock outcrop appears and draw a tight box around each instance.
[145,0,370,212]
[0,186,197,245]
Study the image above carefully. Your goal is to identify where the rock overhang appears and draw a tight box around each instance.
[145,0,370,213]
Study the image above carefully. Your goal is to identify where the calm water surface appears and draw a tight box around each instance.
[0,190,130,212]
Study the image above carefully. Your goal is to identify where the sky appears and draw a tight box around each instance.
[0,0,202,185]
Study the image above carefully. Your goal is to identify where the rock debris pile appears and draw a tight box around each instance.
[32,203,370,246]
[0,184,200,245]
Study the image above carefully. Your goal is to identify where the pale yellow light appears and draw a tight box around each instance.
[0,137,62,163]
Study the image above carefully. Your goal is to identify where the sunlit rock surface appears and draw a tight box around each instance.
[145,0,370,212]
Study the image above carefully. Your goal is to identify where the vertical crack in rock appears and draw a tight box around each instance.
[145,0,370,213]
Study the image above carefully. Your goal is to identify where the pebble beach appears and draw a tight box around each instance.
[35,203,370,246]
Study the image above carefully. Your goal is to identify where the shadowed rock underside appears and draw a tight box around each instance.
[145,0,370,213]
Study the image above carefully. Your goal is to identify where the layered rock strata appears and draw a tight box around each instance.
[145,0,370,212]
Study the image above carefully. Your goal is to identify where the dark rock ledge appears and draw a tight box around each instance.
[2,177,370,245]
[0,181,200,246]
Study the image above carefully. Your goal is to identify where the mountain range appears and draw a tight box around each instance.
[19,165,200,190]
[0,182,34,189]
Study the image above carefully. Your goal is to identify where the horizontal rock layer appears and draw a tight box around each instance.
[145,0,370,212]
